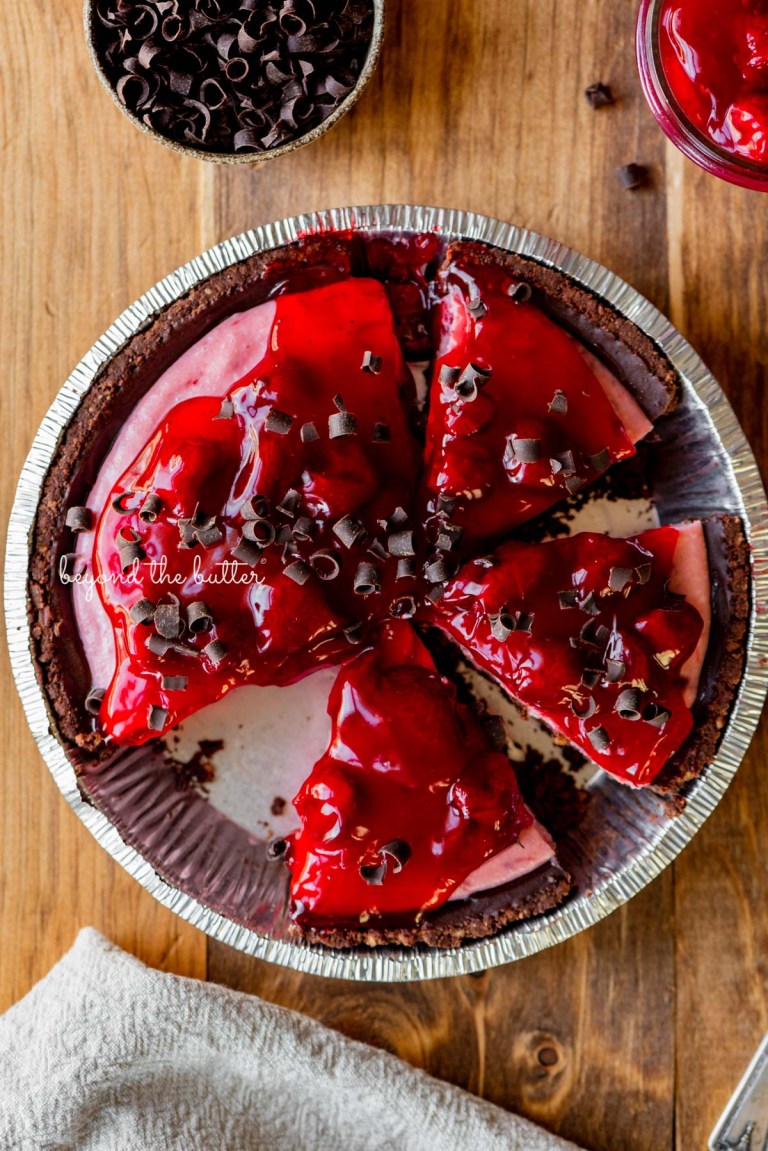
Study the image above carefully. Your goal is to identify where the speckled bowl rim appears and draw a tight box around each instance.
[6,204,768,981]
[83,1,386,165]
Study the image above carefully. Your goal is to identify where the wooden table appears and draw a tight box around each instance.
[2,2,767,1147]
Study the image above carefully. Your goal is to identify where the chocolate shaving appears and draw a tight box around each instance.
[283,559,312,585]
[390,595,417,618]
[309,549,341,580]
[605,658,626,683]
[618,163,649,190]
[585,82,614,108]
[489,608,516,642]
[360,861,386,886]
[148,705,169,731]
[111,491,138,515]
[548,390,568,415]
[552,450,576,476]
[439,365,461,387]
[162,675,188,691]
[558,590,578,609]
[85,687,105,715]
[187,602,213,633]
[119,542,144,571]
[388,530,415,558]
[367,539,388,562]
[146,634,173,658]
[424,557,451,584]
[571,696,596,720]
[516,611,534,634]
[436,522,463,552]
[353,561,381,596]
[565,475,587,495]
[196,522,224,548]
[139,492,162,522]
[361,351,382,374]
[580,592,601,617]
[372,421,391,443]
[467,295,488,320]
[581,668,602,690]
[455,363,491,402]
[129,598,155,626]
[276,488,301,518]
[616,688,644,720]
[426,582,446,604]
[266,837,288,862]
[608,566,634,593]
[506,281,532,303]
[203,639,227,666]
[437,493,456,516]
[636,562,652,585]
[242,496,270,520]
[506,436,542,465]
[343,621,365,645]
[232,537,262,566]
[587,726,611,753]
[155,601,184,639]
[265,407,294,435]
[293,516,316,542]
[589,448,611,473]
[643,703,671,728]
[215,401,234,424]
[242,517,276,545]
[300,421,319,443]
[328,410,358,438]
[396,557,417,580]
[380,840,411,873]
[65,506,93,532]
[333,514,366,549]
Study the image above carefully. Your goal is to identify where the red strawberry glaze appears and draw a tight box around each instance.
[660,0,768,166]
[422,256,638,550]
[432,527,704,788]
[90,279,421,745]
[286,620,534,928]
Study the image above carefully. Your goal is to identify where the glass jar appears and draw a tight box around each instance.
[636,0,768,192]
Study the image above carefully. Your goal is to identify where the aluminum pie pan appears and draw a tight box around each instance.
[5,204,768,982]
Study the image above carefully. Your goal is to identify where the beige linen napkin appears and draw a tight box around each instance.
[0,928,585,1150]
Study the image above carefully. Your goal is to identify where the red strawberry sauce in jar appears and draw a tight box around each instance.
[636,0,768,190]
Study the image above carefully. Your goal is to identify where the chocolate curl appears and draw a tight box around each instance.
[129,4,159,38]
[225,56,250,82]
[233,127,263,151]
[161,13,185,41]
[200,77,228,110]
[116,73,151,108]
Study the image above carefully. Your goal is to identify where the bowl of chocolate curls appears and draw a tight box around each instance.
[85,0,384,162]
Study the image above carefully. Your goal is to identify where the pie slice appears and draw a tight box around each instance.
[82,278,421,745]
[431,522,719,788]
[285,619,570,945]
[422,242,678,550]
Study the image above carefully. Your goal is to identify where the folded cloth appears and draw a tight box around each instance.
[0,928,585,1151]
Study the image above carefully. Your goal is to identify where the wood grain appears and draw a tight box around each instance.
[665,145,768,1151]
[0,1,208,1007]
[0,1,765,1148]
[209,5,676,1150]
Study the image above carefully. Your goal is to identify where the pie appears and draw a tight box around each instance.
[28,231,750,947]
